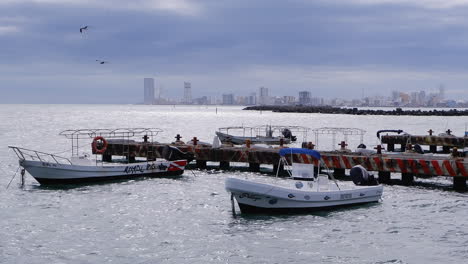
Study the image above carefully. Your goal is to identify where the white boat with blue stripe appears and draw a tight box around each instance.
[225,148,383,214]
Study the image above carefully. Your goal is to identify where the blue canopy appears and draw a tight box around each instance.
[278,148,321,159]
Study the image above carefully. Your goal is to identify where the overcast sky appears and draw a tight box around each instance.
[1,0,468,103]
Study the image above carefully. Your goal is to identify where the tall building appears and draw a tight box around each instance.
[258,87,269,105]
[222,93,234,105]
[247,93,257,105]
[143,78,155,105]
[298,91,311,105]
[439,84,445,101]
[183,82,192,104]
[283,96,296,105]
[310,97,323,106]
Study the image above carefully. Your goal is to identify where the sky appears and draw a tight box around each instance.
[1,0,468,103]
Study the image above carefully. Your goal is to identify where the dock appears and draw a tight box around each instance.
[381,130,467,153]
[95,136,468,191]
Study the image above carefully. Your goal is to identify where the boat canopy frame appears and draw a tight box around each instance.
[311,127,366,150]
[59,128,163,157]
[277,148,341,190]
[218,125,310,143]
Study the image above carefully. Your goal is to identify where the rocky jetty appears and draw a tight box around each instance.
[243,105,468,116]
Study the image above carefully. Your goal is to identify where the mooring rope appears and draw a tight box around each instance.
[5,166,20,189]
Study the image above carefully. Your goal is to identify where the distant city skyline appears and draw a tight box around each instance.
[142,78,467,107]
[2,1,468,103]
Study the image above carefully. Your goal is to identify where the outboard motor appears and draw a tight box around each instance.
[350,165,378,186]
[162,145,194,162]
[282,129,297,142]
[413,144,424,154]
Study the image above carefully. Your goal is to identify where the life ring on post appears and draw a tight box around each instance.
[92,136,108,154]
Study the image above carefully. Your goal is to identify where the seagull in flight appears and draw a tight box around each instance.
[80,26,89,33]
[96,60,109,64]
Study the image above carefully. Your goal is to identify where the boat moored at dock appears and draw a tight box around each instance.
[216,125,309,145]
[9,128,189,185]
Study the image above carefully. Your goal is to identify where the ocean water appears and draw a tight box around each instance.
[1,104,467,264]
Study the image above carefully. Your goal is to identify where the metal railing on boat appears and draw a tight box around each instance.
[8,146,72,165]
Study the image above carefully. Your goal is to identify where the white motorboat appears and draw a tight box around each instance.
[225,148,383,214]
[216,125,308,145]
[9,128,189,185]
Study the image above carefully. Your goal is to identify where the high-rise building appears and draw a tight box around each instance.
[183,82,192,104]
[222,93,234,105]
[258,87,269,105]
[418,91,426,105]
[298,91,311,105]
[439,84,445,101]
[283,96,296,104]
[247,93,257,105]
[144,78,155,104]
[310,97,323,106]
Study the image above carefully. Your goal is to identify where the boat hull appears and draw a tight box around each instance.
[216,131,291,145]
[20,159,187,185]
[226,178,383,214]
[237,201,379,214]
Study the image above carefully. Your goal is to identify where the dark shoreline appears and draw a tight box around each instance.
[243,105,468,116]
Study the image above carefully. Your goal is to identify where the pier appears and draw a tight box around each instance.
[380,129,467,153]
[95,137,468,191]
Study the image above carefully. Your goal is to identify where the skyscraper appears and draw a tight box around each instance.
[439,84,445,101]
[298,91,311,105]
[183,82,192,104]
[222,93,234,105]
[258,87,269,105]
[144,78,155,105]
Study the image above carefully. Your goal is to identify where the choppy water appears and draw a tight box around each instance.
[1,104,468,264]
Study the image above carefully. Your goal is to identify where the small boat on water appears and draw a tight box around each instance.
[9,128,191,185]
[225,148,383,214]
[216,125,308,145]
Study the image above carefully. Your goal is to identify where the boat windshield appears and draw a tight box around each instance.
[291,163,314,178]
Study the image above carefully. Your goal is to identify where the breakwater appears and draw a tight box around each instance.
[244,105,468,116]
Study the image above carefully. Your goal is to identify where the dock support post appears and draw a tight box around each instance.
[333,168,346,178]
[429,145,437,153]
[400,144,406,152]
[102,154,112,162]
[196,160,207,169]
[249,163,260,172]
[442,146,450,153]
[387,143,395,152]
[220,161,230,170]
[453,177,467,192]
[378,171,391,184]
[401,173,414,185]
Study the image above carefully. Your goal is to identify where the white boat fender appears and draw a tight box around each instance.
[350,165,378,186]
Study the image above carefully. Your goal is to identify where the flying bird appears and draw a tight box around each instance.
[79,26,89,33]
[96,60,109,64]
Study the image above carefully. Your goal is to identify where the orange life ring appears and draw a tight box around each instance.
[92,136,108,154]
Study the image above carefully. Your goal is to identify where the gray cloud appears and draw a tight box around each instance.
[1,0,468,103]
